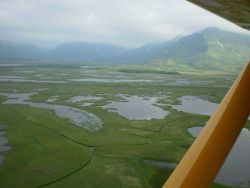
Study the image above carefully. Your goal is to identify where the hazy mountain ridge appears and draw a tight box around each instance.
[0,27,250,71]
[0,41,45,59]
[144,27,250,72]
[47,42,129,61]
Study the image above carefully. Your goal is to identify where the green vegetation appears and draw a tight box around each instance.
[0,65,246,188]
[1,28,249,73]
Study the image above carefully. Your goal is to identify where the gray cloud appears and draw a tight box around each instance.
[0,0,248,48]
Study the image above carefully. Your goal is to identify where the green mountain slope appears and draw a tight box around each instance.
[0,27,249,72]
[148,28,250,72]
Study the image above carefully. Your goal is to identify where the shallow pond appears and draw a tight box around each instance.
[17,70,36,73]
[0,76,26,79]
[188,126,250,188]
[46,95,59,103]
[103,95,169,120]
[0,93,102,132]
[171,96,218,116]
[172,96,250,120]
[68,95,103,107]
[69,95,103,103]
[0,79,66,84]
[68,78,154,83]
[143,159,177,169]
[0,127,11,165]
[170,79,212,86]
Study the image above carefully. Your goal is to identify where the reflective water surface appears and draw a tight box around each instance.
[143,159,177,169]
[103,95,169,120]
[172,95,250,119]
[171,96,218,116]
[0,93,102,132]
[188,126,250,188]
[0,126,11,165]
[68,78,154,83]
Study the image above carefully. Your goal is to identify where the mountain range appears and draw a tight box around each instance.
[0,27,250,72]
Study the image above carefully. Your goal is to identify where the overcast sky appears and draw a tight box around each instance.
[0,0,248,48]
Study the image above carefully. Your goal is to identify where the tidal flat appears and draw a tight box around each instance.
[0,64,247,188]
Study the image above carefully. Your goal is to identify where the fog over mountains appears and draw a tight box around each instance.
[0,27,250,71]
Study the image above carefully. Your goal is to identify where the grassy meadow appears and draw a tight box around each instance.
[0,64,245,188]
